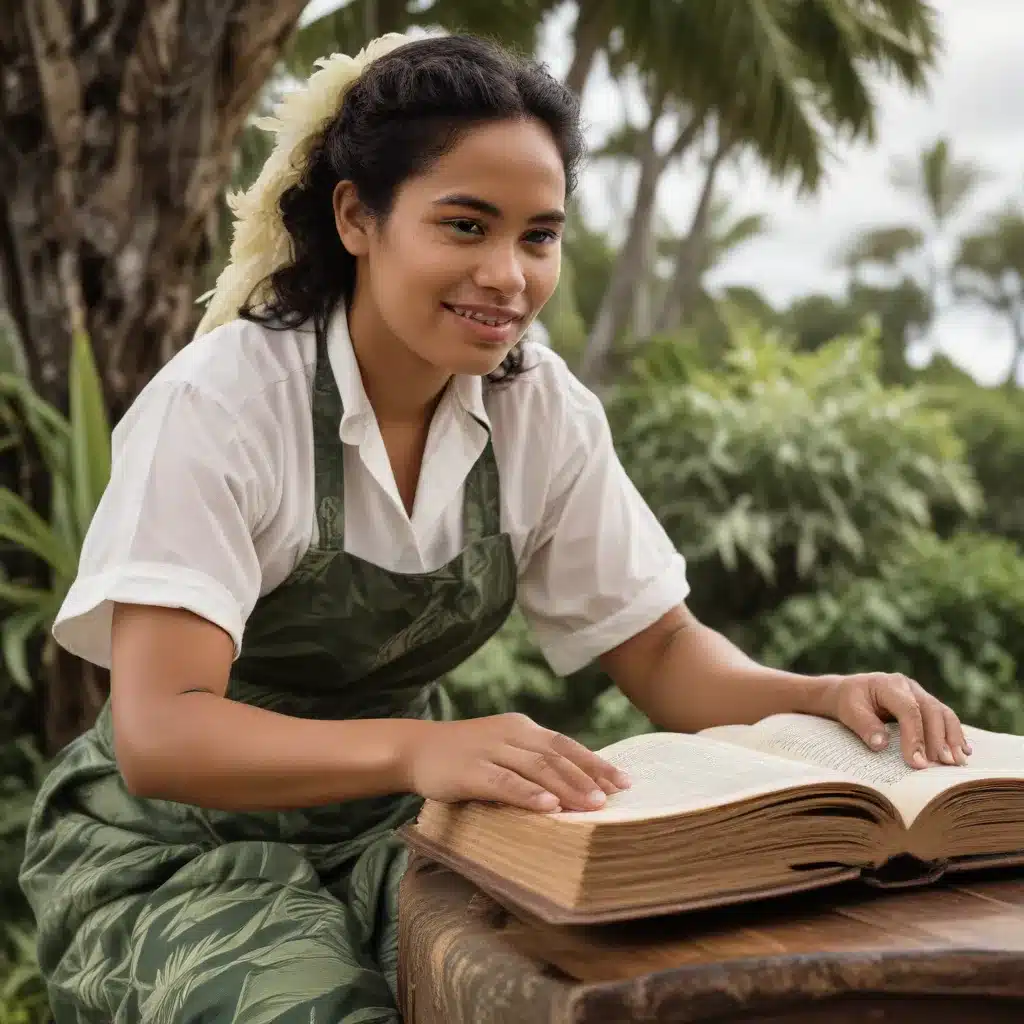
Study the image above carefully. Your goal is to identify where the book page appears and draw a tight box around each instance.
[889,725,1024,823]
[554,731,859,823]
[703,715,923,789]
[703,714,1024,825]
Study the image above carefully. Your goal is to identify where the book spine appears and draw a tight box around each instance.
[861,854,949,890]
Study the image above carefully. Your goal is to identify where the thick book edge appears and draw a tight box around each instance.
[398,823,861,925]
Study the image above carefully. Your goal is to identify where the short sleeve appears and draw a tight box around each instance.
[53,380,267,669]
[516,373,690,676]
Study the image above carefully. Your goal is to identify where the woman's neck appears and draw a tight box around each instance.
[345,295,451,428]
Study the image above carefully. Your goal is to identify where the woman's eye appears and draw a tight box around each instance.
[446,219,483,236]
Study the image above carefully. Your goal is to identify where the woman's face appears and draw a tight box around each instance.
[336,117,566,378]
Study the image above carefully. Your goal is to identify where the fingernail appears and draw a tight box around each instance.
[588,789,606,806]
[870,732,887,749]
[615,770,632,789]
[940,745,954,765]
[912,750,927,769]
[963,742,973,756]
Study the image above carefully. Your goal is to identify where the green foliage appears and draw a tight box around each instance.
[0,327,111,689]
[562,212,616,334]
[0,919,48,1024]
[927,383,1024,548]
[444,610,651,746]
[783,281,933,385]
[757,533,1024,733]
[0,735,47,1024]
[538,248,588,364]
[604,318,981,632]
[0,326,109,1020]
[953,204,1024,387]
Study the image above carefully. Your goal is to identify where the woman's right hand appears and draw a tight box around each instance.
[400,713,632,813]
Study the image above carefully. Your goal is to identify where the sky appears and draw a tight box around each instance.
[301,0,1024,385]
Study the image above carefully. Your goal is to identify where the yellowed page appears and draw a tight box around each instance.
[889,725,1024,823]
[554,731,859,824]
[703,713,1024,825]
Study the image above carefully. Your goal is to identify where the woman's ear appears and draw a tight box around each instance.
[333,181,371,256]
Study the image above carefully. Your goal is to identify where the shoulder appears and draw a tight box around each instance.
[141,318,315,414]
[484,340,608,454]
[115,319,317,453]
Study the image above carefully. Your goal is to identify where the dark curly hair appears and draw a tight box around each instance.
[240,33,586,384]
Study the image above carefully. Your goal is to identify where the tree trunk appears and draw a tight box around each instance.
[1,0,308,748]
[654,137,730,334]
[580,109,702,384]
[0,0,309,420]
[564,0,609,98]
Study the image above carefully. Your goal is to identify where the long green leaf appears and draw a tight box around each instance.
[0,578,51,607]
[0,489,77,578]
[69,326,111,538]
[1,609,44,692]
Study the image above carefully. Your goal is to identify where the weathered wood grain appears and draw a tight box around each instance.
[398,856,1024,1023]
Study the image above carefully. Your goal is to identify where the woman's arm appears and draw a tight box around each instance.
[110,603,626,813]
[599,603,971,768]
[110,603,421,809]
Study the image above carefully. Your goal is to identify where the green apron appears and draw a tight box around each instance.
[19,327,517,1023]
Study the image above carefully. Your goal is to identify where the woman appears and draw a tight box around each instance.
[21,31,970,1024]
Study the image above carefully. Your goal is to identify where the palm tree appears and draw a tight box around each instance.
[286,0,562,72]
[579,0,941,383]
[655,193,770,336]
[843,137,989,310]
[953,205,1024,388]
[652,133,739,334]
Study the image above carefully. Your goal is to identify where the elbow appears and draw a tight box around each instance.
[112,703,179,800]
[115,737,168,800]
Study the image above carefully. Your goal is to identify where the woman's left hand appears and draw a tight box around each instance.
[817,673,972,768]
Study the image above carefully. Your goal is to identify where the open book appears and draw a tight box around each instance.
[400,713,1024,924]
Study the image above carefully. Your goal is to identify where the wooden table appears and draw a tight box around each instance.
[397,856,1024,1023]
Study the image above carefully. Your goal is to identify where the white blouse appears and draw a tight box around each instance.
[53,307,690,677]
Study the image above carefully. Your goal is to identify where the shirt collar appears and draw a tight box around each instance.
[325,303,491,445]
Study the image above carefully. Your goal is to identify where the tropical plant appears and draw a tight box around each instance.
[953,204,1024,387]
[0,918,48,1024]
[603,316,981,638]
[286,0,562,72]
[927,382,1024,547]
[654,192,770,335]
[0,327,112,755]
[840,137,989,358]
[580,0,941,381]
[0,731,48,1024]
[758,532,1024,734]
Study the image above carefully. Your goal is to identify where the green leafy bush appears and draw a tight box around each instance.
[927,383,1024,549]
[757,532,1024,733]
[605,321,981,634]
[444,610,652,746]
